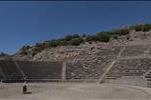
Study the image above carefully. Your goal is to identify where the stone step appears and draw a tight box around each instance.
[144,76,151,78]
[145,73,151,75]
[146,78,151,81]
[104,77,118,79]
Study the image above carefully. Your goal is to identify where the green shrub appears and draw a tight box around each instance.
[0,52,9,57]
[82,34,86,37]
[142,24,151,32]
[131,25,143,31]
[32,43,46,54]
[20,45,31,55]
[48,40,59,47]
[85,35,99,42]
[57,39,68,46]
[72,34,80,38]
[112,35,118,39]
[70,37,84,46]
[97,33,110,42]
[129,24,151,32]
[64,35,72,41]
[111,29,129,36]
[20,23,151,56]
[64,34,80,41]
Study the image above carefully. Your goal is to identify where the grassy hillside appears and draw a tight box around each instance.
[19,24,151,56]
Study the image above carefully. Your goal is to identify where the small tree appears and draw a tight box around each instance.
[20,45,30,55]
[129,24,151,32]
[70,38,84,46]
[48,40,59,47]
[58,39,68,46]
[97,33,110,42]
[64,34,80,41]
[85,35,99,42]
[111,29,129,36]
[0,52,9,57]
[64,35,73,41]
[72,34,80,38]
[82,33,86,37]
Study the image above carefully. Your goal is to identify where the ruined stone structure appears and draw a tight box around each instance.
[3,30,151,87]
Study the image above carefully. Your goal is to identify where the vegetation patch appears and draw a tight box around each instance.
[19,23,151,56]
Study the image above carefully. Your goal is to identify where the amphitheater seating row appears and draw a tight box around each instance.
[0,68,4,80]
[0,60,63,82]
[0,60,23,82]
[17,61,62,79]
[106,58,151,80]
[144,71,151,87]
[66,62,103,79]
[121,45,149,57]
[66,56,116,80]
[65,46,122,80]
[96,46,123,56]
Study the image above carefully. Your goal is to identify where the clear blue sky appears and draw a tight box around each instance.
[0,1,151,54]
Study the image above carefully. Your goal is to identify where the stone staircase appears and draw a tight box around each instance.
[144,70,151,87]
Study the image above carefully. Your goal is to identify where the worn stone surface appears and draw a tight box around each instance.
[10,30,151,86]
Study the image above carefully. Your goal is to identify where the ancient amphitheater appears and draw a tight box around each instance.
[1,30,151,100]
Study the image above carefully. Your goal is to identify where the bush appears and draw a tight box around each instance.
[70,37,84,46]
[64,35,72,41]
[82,34,86,37]
[0,52,9,57]
[131,25,142,31]
[48,40,59,47]
[57,39,68,46]
[97,32,111,42]
[32,47,42,56]
[130,24,151,32]
[20,45,31,55]
[72,34,80,38]
[110,29,129,36]
[64,34,80,41]
[85,35,99,42]
[142,24,151,32]
[20,24,151,56]
[113,35,118,39]
[32,43,46,55]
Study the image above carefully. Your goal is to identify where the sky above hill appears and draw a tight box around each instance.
[0,1,151,54]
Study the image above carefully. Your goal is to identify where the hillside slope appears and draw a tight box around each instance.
[1,24,151,86]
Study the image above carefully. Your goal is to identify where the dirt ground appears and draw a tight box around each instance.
[0,83,151,100]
